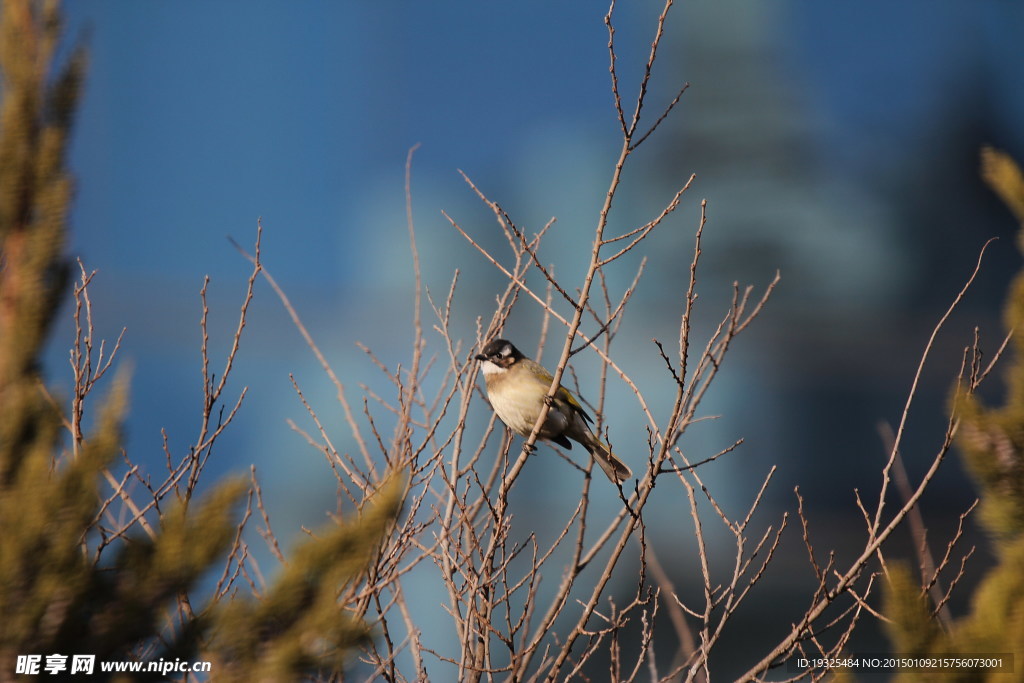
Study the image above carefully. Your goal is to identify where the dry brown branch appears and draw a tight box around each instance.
[736,239,996,681]
[231,224,375,478]
[70,258,126,457]
[251,465,286,568]
[54,1,994,679]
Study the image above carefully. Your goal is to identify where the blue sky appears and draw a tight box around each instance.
[32,3,1024,676]
[50,3,1024,624]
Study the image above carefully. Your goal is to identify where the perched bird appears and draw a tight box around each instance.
[474,339,632,483]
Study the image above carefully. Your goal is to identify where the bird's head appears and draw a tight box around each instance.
[474,338,523,375]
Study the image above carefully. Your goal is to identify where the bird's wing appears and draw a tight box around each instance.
[527,360,594,424]
[558,384,594,424]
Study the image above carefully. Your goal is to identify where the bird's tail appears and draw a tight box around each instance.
[584,434,632,483]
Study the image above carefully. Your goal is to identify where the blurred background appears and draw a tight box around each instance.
[49,1,1024,678]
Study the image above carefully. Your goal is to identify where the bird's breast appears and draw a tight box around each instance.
[487,378,569,438]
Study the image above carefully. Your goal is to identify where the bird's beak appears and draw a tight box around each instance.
[474,353,487,361]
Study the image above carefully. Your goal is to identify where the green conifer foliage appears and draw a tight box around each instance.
[0,0,77,472]
[883,148,1024,681]
[208,479,404,682]
[0,3,402,680]
[0,2,244,676]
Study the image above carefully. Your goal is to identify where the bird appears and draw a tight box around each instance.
[474,338,632,483]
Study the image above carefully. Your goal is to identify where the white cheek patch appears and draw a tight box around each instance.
[481,361,506,376]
